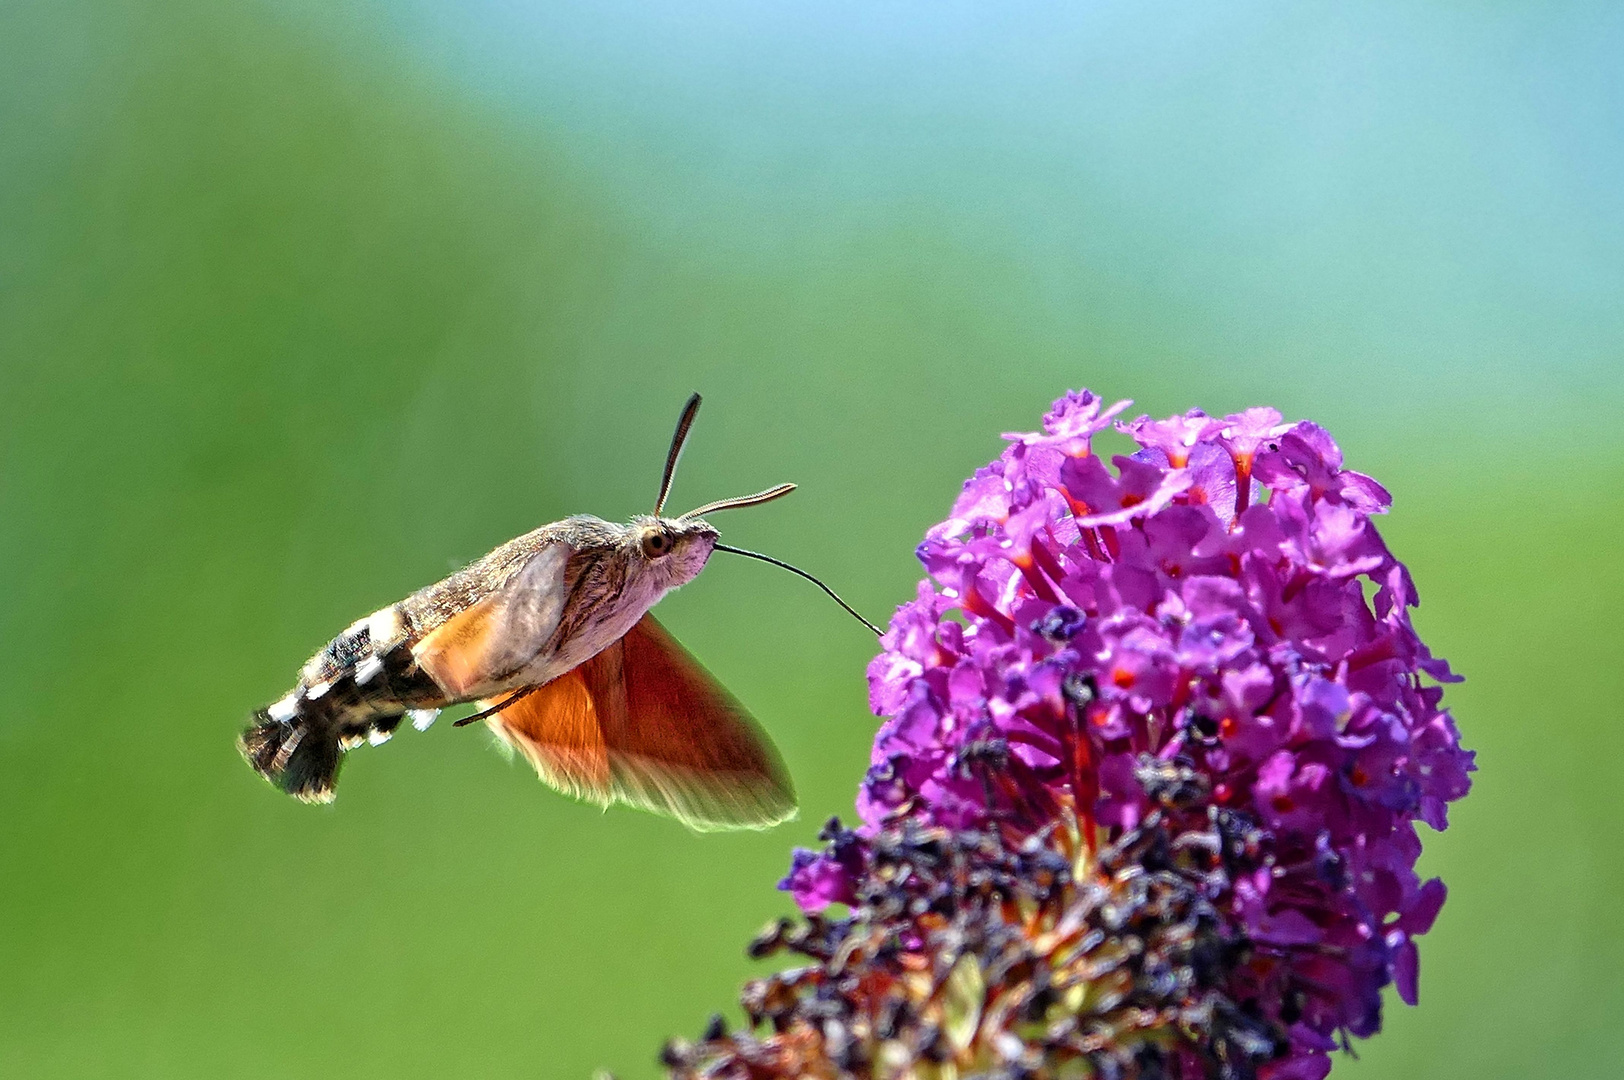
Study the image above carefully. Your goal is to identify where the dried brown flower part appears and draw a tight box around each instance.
[665,761,1286,1080]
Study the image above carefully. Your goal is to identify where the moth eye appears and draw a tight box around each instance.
[642,531,673,559]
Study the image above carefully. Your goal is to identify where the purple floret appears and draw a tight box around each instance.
[785,388,1473,1077]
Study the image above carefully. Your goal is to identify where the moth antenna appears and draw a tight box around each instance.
[680,483,797,519]
[712,543,882,636]
[655,392,703,516]
[453,685,540,728]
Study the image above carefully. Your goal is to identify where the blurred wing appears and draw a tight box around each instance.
[486,614,796,831]
[600,614,797,830]
[412,543,571,699]
[485,668,613,808]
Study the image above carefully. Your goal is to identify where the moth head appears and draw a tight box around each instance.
[638,392,880,635]
[639,392,795,590]
[632,515,719,588]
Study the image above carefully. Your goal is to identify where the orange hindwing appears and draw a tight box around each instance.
[484,614,795,831]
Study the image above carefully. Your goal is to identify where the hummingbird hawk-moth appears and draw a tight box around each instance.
[239,394,876,831]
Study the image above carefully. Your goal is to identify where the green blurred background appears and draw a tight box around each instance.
[2,1,1620,1077]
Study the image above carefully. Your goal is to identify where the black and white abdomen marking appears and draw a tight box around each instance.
[239,605,447,803]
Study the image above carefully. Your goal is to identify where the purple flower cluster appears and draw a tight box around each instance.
[783,389,1472,1076]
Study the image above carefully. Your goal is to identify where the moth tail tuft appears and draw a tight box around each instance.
[239,707,342,804]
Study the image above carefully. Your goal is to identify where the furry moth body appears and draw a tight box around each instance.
[237,394,848,831]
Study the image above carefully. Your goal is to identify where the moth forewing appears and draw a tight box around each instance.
[410,542,574,700]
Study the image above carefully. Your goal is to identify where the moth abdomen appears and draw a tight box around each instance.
[240,617,447,803]
[239,702,345,804]
[239,688,414,803]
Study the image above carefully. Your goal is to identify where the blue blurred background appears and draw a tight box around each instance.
[2,2,1621,1077]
